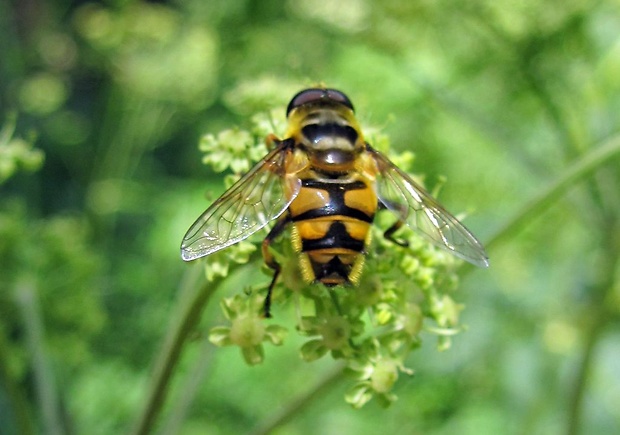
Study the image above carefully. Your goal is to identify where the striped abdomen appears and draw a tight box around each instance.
[288,176,377,285]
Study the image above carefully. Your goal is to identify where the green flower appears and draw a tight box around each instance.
[345,344,414,408]
[0,114,44,184]
[203,241,256,282]
[208,294,287,366]
[299,314,355,362]
[198,107,289,180]
[199,128,265,175]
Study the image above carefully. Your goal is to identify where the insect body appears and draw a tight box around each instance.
[181,88,489,316]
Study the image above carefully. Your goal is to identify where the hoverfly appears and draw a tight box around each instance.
[181,88,489,317]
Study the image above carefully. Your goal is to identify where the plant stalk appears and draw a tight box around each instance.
[130,265,218,435]
[486,134,620,251]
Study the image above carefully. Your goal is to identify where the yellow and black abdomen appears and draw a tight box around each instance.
[288,176,377,286]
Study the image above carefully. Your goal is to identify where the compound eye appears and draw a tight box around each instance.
[324,89,354,111]
[286,88,354,116]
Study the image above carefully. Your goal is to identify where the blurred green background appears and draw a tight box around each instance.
[1,0,619,434]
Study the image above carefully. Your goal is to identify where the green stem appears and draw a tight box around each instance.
[156,338,215,435]
[14,280,63,435]
[485,134,620,251]
[249,365,346,435]
[566,314,605,435]
[130,265,220,435]
[0,111,17,145]
[566,224,619,435]
[0,327,35,435]
[520,62,579,159]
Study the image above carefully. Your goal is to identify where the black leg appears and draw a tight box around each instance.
[383,219,409,247]
[378,200,409,247]
[261,215,290,317]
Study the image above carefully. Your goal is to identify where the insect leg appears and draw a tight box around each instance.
[384,219,409,247]
[261,214,291,317]
[265,133,284,151]
[379,201,409,247]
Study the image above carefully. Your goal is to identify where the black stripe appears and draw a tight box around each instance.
[302,123,358,144]
[301,179,366,189]
[302,222,365,252]
[292,179,374,223]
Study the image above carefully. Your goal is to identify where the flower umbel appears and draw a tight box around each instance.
[200,102,470,406]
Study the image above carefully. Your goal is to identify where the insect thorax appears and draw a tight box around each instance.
[293,107,365,173]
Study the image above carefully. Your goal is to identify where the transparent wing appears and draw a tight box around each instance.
[181,145,300,261]
[369,146,489,268]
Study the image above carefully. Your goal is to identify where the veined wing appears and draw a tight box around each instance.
[181,144,300,261]
[368,145,489,268]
